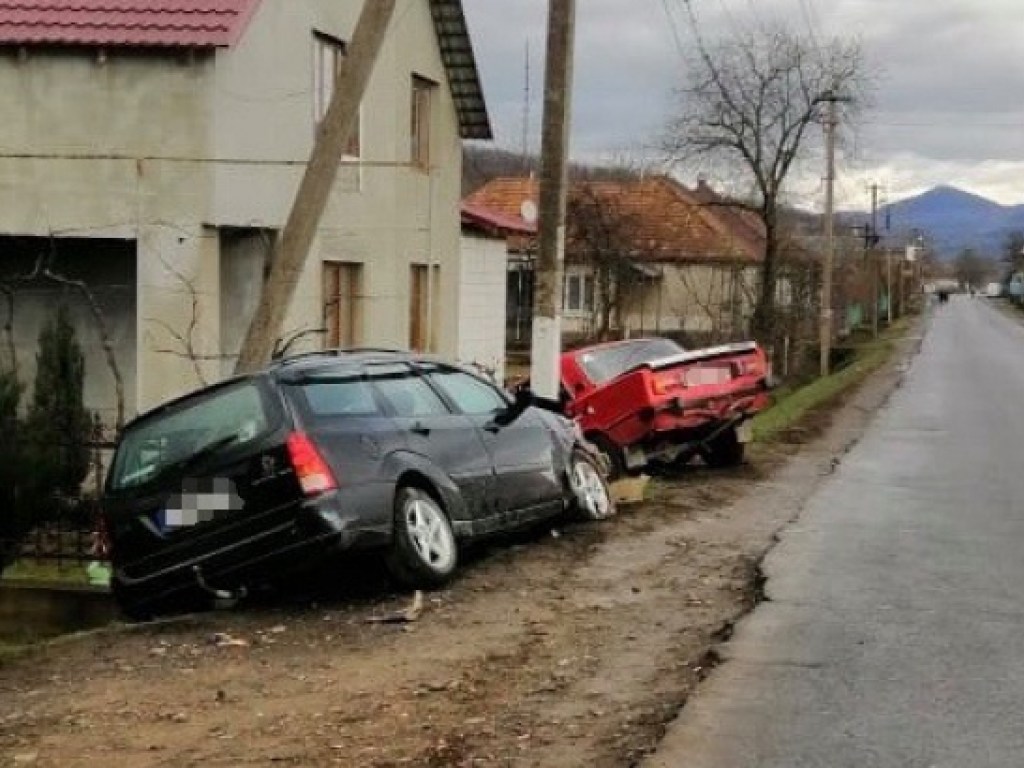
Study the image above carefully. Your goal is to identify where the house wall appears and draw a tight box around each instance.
[457,233,507,384]
[210,0,465,362]
[646,263,758,340]
[0,48,216,418]
[564,262,760,345]
[0,0,469,417]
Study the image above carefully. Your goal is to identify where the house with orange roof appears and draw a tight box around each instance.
[464,175,813,348]
[0,0,491,425]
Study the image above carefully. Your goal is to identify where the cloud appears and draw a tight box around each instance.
[461,0,1024,206]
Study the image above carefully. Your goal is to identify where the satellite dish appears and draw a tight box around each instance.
[520,200,538,225]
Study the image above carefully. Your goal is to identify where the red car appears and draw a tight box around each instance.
[560,337,772,476]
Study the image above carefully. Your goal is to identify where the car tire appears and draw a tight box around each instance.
[702,426,745,468]
[385,486,458,589]
[567,449,616,521]
[588,433,628,480]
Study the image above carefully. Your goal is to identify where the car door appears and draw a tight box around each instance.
[423,365,564,516]
[281,367,407,536]
[367,363,495,520]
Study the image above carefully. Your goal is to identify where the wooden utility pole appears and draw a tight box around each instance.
[869,182,880,338]
[234,0,396,374]
[819,91,839,377]
[531,0,576,399]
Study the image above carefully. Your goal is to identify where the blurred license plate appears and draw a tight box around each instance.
[683,366,731,387]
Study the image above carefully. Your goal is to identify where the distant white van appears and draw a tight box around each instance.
[985,282,1003,298]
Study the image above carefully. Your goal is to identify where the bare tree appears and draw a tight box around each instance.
[0,249,126,430]
[1001,230,1024,274]
[566,186,646,341]
[953,248,992,291]
[665,17,865,343]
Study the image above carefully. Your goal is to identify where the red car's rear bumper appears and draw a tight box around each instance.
[603,385,771,448]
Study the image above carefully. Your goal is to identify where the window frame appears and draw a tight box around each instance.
[368,363,452,419]
[313,30,361,159]
[322,260,364,349]
[564,270,596,316]
[422,364,511,417]
[410,74,436,170]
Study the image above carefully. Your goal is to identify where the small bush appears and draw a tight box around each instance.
[22,305,93,519]
[0,367,24,564]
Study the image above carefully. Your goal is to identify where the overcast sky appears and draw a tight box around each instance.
[461,0,1024,210]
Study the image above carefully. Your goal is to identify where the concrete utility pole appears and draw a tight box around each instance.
[819,91,839,378]
[530,0,576,399]
[234,0,396,374]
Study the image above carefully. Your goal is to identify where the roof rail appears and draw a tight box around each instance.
[271,347,409,367]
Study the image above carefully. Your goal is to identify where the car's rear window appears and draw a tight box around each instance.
[577,338,684,384]
[109,380,278,492]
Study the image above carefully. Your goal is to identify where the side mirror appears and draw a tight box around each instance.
[514,387,534,408]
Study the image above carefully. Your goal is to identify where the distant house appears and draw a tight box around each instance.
[465,175,786,347]
[0,0,491,425]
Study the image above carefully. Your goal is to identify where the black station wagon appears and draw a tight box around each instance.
[102,350,614,617]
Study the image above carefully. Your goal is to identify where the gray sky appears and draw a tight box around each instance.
[461,0,1024,209]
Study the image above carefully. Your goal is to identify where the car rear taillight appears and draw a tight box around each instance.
[286,432,338,496]
[651,372,680,396]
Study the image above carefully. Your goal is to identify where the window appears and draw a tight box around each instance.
[372,368,450,418]
[297,378,379,417]
[409,264,440,352]
[564,271,596,315]
[323,261,363,348]
[411,75,436,169]
[314,32,360,157]
[576,338,684,385]
[428,369,507,415]
[109,382,277,491]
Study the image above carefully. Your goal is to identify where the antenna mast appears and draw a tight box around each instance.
[522,39,531,174]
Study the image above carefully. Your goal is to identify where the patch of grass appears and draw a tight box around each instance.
[1,559,90,586]
[752,318,912,443]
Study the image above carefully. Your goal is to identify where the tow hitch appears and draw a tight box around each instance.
[193,565,247,610]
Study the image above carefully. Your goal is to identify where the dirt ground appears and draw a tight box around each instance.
[0,341,915,768]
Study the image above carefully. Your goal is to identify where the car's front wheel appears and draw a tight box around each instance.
[385,486,458,588]
[567,449,616,521]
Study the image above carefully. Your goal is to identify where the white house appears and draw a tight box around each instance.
[0,0,491,427]
[458,201,537,384]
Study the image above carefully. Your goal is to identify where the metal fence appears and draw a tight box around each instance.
[1,439,113,571]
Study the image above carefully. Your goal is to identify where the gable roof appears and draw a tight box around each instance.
[0,0,260,47]
[429,0,490,140]
[461,201,536,238]
[464,175,765,265]
[0,0,492,139]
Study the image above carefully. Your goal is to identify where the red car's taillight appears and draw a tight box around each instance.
[286,432,338,496]
[651,372,679,396]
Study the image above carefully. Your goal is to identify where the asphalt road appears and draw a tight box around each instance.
[646,296,1024,768]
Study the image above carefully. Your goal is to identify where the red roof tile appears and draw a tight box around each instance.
[465,175,765,265]
[461,201,536,238]
[0,0,261,48]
